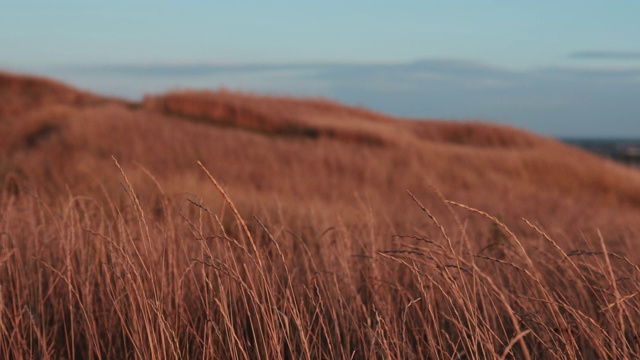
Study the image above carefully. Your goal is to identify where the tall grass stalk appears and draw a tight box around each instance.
[0,168,638,359]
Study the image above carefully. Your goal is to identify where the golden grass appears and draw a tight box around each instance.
[1,71,640,358]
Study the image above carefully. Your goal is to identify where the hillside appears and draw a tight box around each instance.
[1,71,640,358]
[2,71,640,237]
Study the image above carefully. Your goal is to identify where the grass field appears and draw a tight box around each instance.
[1,71,640,359]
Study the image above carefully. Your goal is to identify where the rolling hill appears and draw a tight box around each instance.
[2,70,640,238]
[1,71,639,358]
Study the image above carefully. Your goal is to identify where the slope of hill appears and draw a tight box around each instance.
[1,71,640,358]
[0,71,124,116]
[3,72,640,237]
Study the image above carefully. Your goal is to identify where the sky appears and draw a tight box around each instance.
[1,1,640,138]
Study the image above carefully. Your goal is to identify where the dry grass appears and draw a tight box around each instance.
[1,72,640,358]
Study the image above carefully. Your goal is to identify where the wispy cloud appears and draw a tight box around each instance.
[570,51,640,60]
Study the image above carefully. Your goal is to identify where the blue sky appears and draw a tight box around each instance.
[2,1,640,138]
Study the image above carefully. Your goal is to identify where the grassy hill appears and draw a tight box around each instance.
[1,71,639,358]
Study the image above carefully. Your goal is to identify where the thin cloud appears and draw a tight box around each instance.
[67,63,317,76]
[62,59,513,79]
[570,51,640,60]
